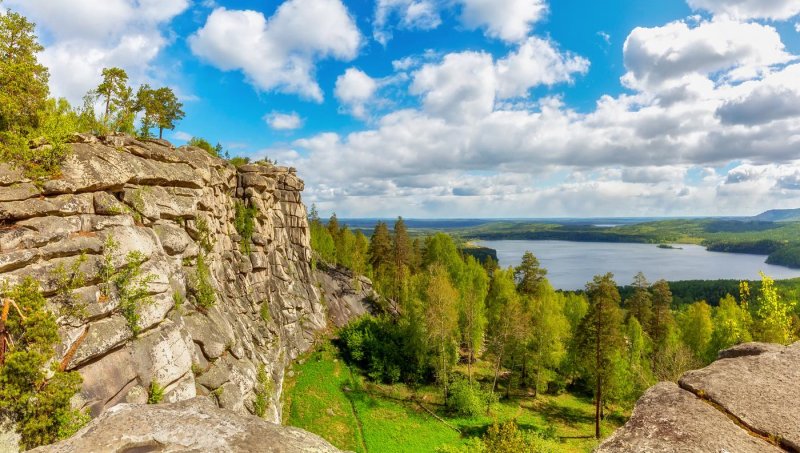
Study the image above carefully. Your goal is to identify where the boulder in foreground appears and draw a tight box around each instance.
[29,397,342,453]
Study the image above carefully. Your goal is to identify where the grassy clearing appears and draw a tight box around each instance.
[283,342,626,452]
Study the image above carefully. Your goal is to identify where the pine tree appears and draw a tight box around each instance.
[575,273,625,439]
[625,272,653,329]
[95,67,128,127]
[368,221,392,271]
[649,279,674,346]
[514,251,547,297]
[0,9,49,133]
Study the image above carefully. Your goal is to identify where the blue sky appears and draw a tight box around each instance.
[11,0,800,218]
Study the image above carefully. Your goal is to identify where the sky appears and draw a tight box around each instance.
[9,0,800,218]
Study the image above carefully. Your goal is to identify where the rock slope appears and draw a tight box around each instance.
[29,397,342,453]
[598,342,800,452]
[0,135,373,430]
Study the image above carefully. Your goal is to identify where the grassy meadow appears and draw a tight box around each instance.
[283,342,626,453]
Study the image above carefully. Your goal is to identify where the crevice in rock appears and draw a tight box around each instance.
[103,376,139,407]
[678,381,791,451]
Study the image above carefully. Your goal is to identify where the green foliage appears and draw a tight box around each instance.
[260,302,272,323]
[709,294,752,354]
[52,253,88,320]
[754,272,794,344]
[228,156,251,167]
[338,316,425,383]
[234,200,258,254]
[193,252,216,310]
[100,236,155,336]
[147,380,164,404]
[482,420,556,453]
[253,364,272,418]
[447,377,492,417]
[0,278,86,449]
[188,136,222,157]
[137,85,185,139]
[0,9,49,133]
[676,301,713,363]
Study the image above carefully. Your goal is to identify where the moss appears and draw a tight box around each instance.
[253,364,272,418]
[260,302,272,323]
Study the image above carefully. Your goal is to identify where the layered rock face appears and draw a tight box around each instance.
[29,398,342,453]
[0,135,372,430]
[598,342,800,452]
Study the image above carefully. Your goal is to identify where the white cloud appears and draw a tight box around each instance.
[687,0,800,20]
[265,111,304,130]
[408,39,588,122]
[459,0,547,42]
[495,37,589,98]
[622,19,793,96]
[172,131,193,142]
[7,0,189,103]
[335,68,379,119]
[189,1,361,102]
[373,0,441,45]
[268,16,800,217]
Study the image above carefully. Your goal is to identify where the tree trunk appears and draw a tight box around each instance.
[104,96,111,125]
[533,365,539,398]
[159,127,164,139]
[488,352,503,414]
[595,376,602,439]
[505,353,515,399]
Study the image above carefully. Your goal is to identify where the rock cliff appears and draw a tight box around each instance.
[598,341,800,452]
[0,135,373,443]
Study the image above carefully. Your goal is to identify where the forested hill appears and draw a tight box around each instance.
[752,208,800,222]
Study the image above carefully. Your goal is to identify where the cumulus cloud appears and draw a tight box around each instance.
[334,68,379,119]
[189,1,361,102]
[265,111,304,130]
[409,40,588,122]
[373,0,441,45]
[373,0,547,45]
[687,0,800,21]
[268,13,800,217]
[459,0,547,42]
[7,0,189,103]
[622,19,793,96]
[495,37,589,98]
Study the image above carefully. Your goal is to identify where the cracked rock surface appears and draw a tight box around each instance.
[28,397,342,453]
[598,341,800,452]
[0,136,375,436]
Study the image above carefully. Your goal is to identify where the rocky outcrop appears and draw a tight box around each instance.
[598,342,800,452]
[28,397,342,453]
[0,135,374,434]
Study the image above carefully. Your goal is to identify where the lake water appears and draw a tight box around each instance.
[479,240,800,290]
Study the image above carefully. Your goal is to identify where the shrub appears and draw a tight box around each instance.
[193,253,216,310]
[100,236,155,336]
[147,380,164,404]
[234,200,258,254]
[0,277,86,449]
[447,377,488,417]
[188,136,221,157]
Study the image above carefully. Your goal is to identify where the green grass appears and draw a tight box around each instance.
[283,343,625,453]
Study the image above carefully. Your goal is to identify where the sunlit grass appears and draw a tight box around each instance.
[284,342,626,452]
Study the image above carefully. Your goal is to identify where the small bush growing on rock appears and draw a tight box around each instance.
[188,136,222,157]
[99,236,155,336]
[234,200,258,254]
[193,253,216,310]
[52,252,88,320]
[147,380,164,404]
[260,302,271,323]
[0,277,87,449]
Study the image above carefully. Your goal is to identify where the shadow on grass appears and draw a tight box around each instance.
[536,400,594,428]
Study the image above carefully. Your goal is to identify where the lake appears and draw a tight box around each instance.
[479,240,800,290]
